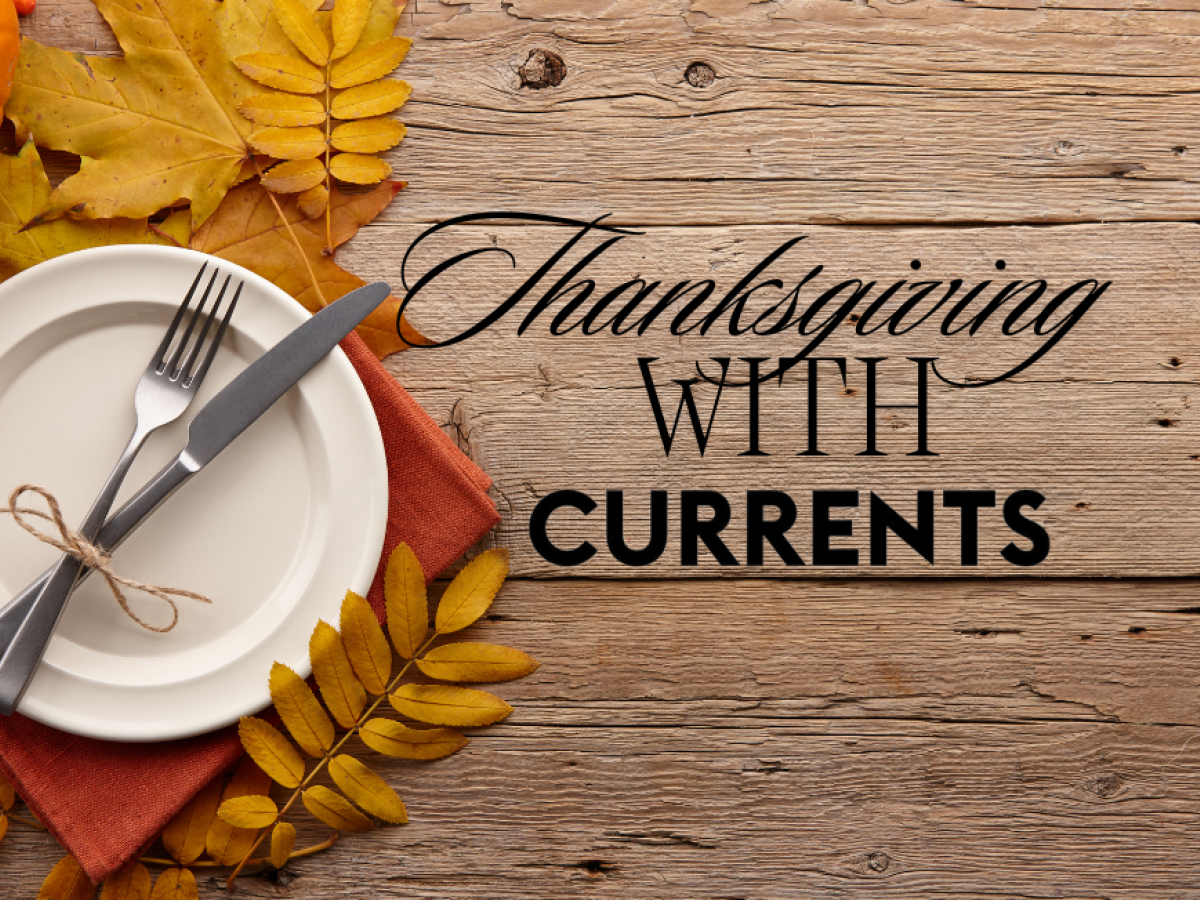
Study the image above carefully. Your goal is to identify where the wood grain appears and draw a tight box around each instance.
[8,0,1200,897]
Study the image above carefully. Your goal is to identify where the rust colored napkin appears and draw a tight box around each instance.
[0,333,499,883]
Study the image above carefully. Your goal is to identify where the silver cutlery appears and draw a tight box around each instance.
[0,278,390,715]
[0,264,240,714]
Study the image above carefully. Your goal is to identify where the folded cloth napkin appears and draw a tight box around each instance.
[0,333,499,883]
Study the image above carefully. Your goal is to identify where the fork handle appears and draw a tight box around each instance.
[0,449,196,715]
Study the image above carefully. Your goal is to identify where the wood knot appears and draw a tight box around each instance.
[1081,773,1125,798]
[866,852,890,873]
[519,49,566,90]
[685,62,716,88]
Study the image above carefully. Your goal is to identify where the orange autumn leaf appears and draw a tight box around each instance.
[161,776,222,866]
[190,178,430,359]
[37,855,94,900]
[99,863,152,900]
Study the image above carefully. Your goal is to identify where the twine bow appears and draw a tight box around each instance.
[1,484,211,633]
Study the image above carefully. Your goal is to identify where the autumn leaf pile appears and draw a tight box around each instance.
[0,0,425,358]
[3,545,535,896]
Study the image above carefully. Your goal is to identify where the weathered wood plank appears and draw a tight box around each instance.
[8,577,1200,897]
[339,221,1200,576]
[18,0,1200,226]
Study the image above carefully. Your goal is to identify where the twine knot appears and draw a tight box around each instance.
[2,484,211,633]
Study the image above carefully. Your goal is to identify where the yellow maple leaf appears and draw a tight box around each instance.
[0,142,186,281]
[190,177,429,358]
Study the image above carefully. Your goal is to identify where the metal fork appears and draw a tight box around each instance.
[0,263,241,714]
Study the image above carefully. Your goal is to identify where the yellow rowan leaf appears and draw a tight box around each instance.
[6,0,253,230]
[417,642,540,683]
[385,542,427,658]
[359,0,406,49]
[0,769,14,810]
[269,821,297,868]
[390,684,513,727]
[270,662,335,757]
[206,756,273,866]
[340,590,391,694]
[328,755,407,824]
[331,118,406,154]
[218,795,279,830]
[330,37,412,89]
[331,0,372,59]
[240,93,327,126]
[236,51,325,94]
[275,0,330,66]
[261,158,328,193]
[238,717,306,788]
[0,813,7,843]
[0,143,185,281]
[329,153,392,185]
[297,183,331,219]
[301,785,374,833]
[310,620,367,728]
[360,720,468,759]
[331,79,412,120]
[37,855,93,900]
[148,869,197,900]
[436,549,509,635]
[162,775,222,866]
[99,863,151,900]
[248,126,328,160]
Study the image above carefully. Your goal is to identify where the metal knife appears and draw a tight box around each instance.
[0,281,390,715]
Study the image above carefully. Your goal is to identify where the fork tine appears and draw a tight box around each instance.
[179,275,231,383]
[165,270,220,379]
[153,263,208,370]
[186,281,241,389]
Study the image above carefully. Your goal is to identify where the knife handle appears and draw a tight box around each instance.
[0,456,197,671]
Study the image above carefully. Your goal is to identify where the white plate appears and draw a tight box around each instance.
[0,246,388,741]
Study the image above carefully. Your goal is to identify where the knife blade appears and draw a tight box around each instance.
[0,280,390,714]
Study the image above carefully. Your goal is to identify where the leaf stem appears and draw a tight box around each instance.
[250,157,327,308]
[141,833,339,869]
[324,65,334,256]
[7,811,46,831]
[227,633,440,890]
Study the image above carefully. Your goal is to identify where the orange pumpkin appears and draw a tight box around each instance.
[0,0,17,115]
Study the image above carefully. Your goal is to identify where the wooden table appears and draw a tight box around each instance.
[9,0,1200,896]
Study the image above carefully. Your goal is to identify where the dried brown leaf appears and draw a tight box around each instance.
[310,620,367,728]
[206,756,273,866]
[436,548,509,635]
[340,589,391,694]
[274,0,330,66]
[385,542,427,659]
[328,754,407,824]
[330,79,411,119]
[99,863,151,900]
[301,785,374,832]
[390,684,513,727]
[37,855,94,900]
[148,868,197,900]
[238,716,306,788]
[190,178,430,359]
[161,775,222,866]
[269,821,297,868]
[329,37,411,89]
[359,720,468,760]
[218,795,279,830]
[417,642,540,683]
[270,661,335,757]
